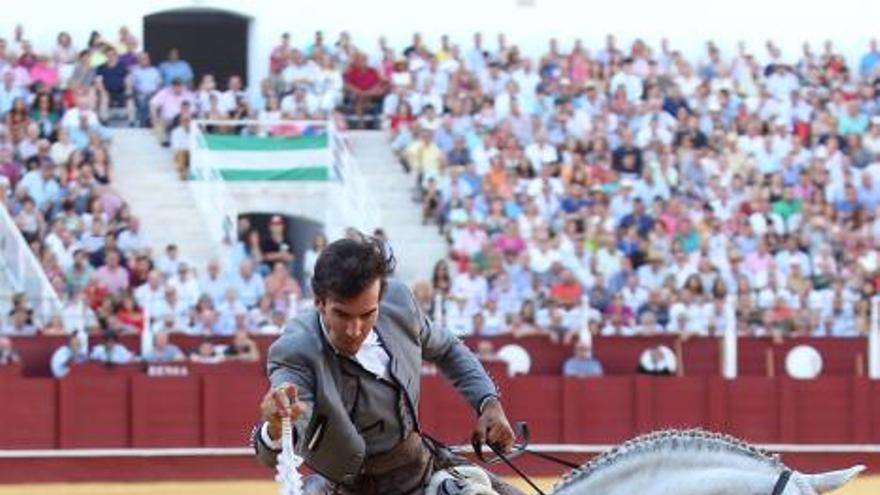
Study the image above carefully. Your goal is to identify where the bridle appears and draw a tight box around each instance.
[771,470,793,495]
[470,423,797,495]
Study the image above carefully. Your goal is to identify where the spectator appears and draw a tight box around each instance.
[149,79,193,145]
[89,330,135,364]
[143,330,185,363]
[130,52,162,126]
[190,341,224,364]
[0,336,21,365]
[229,259,266,308]
[562,340,604,378]
[343,51,387,128]
[95,47,132,123]
[261,215,294,273]
[223,329,260,362]
[94,249,129,296]
[158,48,193,87]
[264,261,302,307]
[50,333,88,378]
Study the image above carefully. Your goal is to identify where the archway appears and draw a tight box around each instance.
[143,8,250,87]
[239,213,324,288]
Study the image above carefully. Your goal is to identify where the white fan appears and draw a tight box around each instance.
[496,344,532,377]
[785,345,823,380]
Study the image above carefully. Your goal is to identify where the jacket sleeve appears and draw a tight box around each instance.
[406,284,498,413]
[253,333,316,468]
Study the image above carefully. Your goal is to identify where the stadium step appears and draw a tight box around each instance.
[347,130,448,283]
[110,129,222,269]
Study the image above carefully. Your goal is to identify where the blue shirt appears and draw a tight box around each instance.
[159,60,194,85]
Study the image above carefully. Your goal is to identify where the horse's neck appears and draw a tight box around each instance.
[554,450,782,495]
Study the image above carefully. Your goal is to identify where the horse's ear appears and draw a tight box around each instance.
[800,465,865,493]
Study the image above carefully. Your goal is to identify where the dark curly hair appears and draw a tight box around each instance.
[311,231,396,301]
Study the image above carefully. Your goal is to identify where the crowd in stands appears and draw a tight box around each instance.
[2,25,880,379]
[380,34,880,343]
[0,25,329,377]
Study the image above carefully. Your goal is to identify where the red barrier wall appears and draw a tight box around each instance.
[0,370,879,482]
[10,335,869,377]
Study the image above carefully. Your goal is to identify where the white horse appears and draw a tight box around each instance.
[550,429,864,495]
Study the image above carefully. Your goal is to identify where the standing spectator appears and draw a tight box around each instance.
[0,336,21,365]
[562,340,604,377]
[260,215,294,273]
[302,232,327,297]
[50,334,88,378]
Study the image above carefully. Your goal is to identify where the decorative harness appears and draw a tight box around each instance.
[471,423,796,495]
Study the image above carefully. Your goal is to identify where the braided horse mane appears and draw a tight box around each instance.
[553,429,787,492]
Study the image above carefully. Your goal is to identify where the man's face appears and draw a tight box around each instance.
[317,279,381,356]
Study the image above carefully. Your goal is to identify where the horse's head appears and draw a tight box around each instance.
[787,465,865,494]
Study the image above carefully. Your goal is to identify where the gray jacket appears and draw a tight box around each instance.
[253,280,497,484]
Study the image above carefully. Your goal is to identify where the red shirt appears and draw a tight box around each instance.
[550,282,583,306]
[344,65,381,91]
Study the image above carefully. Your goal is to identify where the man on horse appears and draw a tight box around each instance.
[252,233,525,495]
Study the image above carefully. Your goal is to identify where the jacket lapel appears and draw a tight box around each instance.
[374,312,405,384]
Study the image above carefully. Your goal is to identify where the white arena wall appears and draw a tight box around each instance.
[0,0,879,97]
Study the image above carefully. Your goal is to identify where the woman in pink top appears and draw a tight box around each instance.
[30,56,59,89]
[569,42,591,86]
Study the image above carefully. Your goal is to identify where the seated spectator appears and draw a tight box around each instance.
[115,294,145,333]
[2,305,36,335]
[149,78,193,145]
[130,52,162,126]
[190,341,224,364]
[158,48,194,87]
[95,47,132,123]
[143,330,185,363]
[94,249,129,296]
[0,336,21,365]
[562,340,604,378]
[343,51,387,128]
[168,261,200,309]
[89,330,135,365]
[264,261,302,307]
[229,259,266,308]
[223,329,260,362]
[50,333,88,378]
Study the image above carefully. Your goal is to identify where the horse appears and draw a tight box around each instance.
[548,429,865,495]
[427,428,865,495]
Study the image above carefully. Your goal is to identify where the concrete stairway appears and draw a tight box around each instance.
[110,129,220,267]
[346,131,449,283]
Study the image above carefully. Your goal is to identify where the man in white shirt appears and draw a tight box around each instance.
[524,131,558,171]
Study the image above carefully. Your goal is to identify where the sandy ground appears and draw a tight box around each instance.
[0,478,877,494]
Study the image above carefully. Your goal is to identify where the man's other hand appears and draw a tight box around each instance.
[472,397,515,455]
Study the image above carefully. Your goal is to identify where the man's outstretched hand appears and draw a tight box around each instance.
[260,383,307,441]
[472,397,516,456]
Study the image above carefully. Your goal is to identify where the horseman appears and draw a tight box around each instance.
[252,233,525,495]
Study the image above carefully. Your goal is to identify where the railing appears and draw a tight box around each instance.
[325,121,382,239]
[0,204,61,323]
